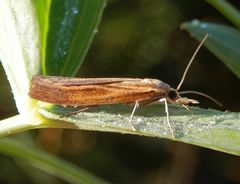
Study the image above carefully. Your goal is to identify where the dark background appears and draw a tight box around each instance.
[1,0,240,183]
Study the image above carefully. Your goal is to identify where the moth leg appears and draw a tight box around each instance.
[60,107,89,117]
[129,101,139,131]
[159,98,174,139]
[181,104,194,115]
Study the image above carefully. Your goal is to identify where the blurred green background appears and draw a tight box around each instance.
[1,0,240,183]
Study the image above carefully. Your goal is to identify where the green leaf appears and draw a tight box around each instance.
[181,20,240,79]
[206,0,240,28]
[32,0,51,71]
[35,104,240,156]
[0,138,110,184]
[43,0,106,76]
[1,104,239,156]
[0,0,41,114]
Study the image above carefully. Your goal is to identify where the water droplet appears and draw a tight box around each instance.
[93,29,98,34]
[209,121,216,125]
[136,117,143,123]
[71,7,79,14]
[192,19,200,26]
[200,23,207,29]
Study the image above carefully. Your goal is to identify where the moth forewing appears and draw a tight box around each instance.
[29,75,169,106]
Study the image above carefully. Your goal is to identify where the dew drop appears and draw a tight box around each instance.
[192,19,200,26]
[200,23,207,29]
[136,117,143,123]
[71,7,79,14]
[93,28,98,34]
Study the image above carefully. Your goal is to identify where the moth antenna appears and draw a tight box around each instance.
[177,33,208,91]
[179,90,222,107]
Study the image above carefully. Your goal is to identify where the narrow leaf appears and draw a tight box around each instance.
[181,20,240,79]
[44,0,106,76]
[0,0,41,114]
[32,0,51,70]
[206,0,240,28]
[0,138,110,184]
[36,104,240,156]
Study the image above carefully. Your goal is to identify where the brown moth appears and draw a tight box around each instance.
[29,76,198,107]
[29,34,218,138]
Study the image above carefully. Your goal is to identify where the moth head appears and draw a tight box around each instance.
[166,88,199,105]
[166,89,179,103]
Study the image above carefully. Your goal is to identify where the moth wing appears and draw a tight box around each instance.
[34,75,143,86]
[62,78,141,86]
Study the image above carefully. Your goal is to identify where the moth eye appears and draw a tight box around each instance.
[168,90,178,100]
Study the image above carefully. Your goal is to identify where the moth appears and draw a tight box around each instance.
[29,34,219,138]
